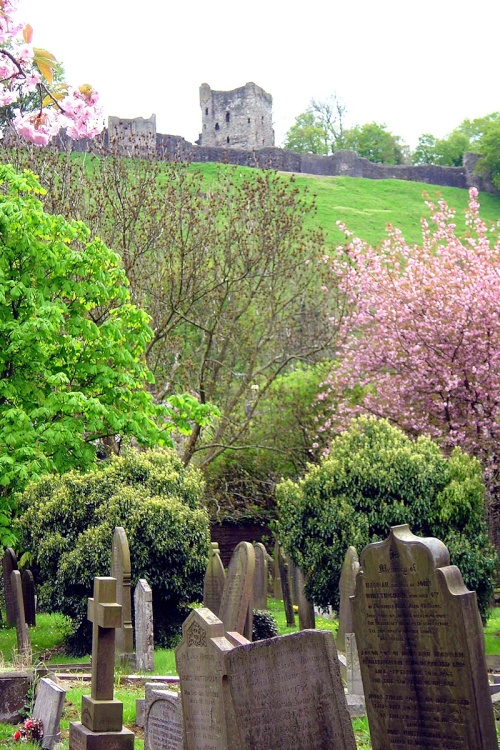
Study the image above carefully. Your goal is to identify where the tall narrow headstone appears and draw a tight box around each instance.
[295,566,315,630]
[272,540,282,599]
[252,543,268,611]
[144,684,184,750]
[21,569,36,627]
[277,547,295,627]
[11,570,30,660]
[344,633,363,697]
[336,546,360,653]
[218,542,255,635]
[69,576,134,750]
[352,525,497,750]
[110,526,134,665]
[135,579,154,672]
[33,677,66,750]
[203,542,225,616]
[3,547,18,626]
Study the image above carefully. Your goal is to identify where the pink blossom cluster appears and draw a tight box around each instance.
[319,188,500,465]
[0,0,103,144]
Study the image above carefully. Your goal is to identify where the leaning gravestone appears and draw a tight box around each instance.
[218,541,255,635]
[352,524,497,750]
[252,542,268,611]
[11,570,31,660]
[144,683,184,750]
[110,526,134,665]
[3,547,18,626]
[203,542,225,617]
[224,629,357,750]
[135,579,154,672]
[69,576,134,750]
[33,677,66,750]
[336,546,360,654]
[21,569,36,627]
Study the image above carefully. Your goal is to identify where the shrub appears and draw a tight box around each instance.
[17,447,210,654]
[252,610,280,641]
[276,417,497,621]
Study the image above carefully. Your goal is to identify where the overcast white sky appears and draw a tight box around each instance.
[20,0,499,150]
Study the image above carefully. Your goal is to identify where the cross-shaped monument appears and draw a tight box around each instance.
[69,577,134,750]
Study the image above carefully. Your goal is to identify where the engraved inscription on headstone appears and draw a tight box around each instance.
[135,579,154,672]
[111,526,134,664]
[144,684,183,750]
[336,546,359,654]
[252,543,268,611]
[203,542,225,617]
[352,525,498,750]
[218,542,255,635]
[225,630,357,750]
[3,547,18,626]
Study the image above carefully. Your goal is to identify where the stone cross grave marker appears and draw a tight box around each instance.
[295,566,315,630]
[218,541,255,635]
[11,570,31,660]
[203,541,225,617]
[69,576,134,750]
[110,526,134,665]
[144,683,184,750]
[3,547,18,626]
[135,578,154,672]
[21,569,36,627]
[352,524,498,750]
[336,545,359,654]
[224,629,357,750]
[33,677,66,750]
[252,542,268,611]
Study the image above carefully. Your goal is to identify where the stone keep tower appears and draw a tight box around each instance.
[199,82,275,149]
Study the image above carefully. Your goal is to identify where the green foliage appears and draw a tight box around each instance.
[343,123,406,164]
[283,111,329,155]
[252,609,280,641]
[477,120,500,187]
[17,447,210,654]
[413,113,500,168]
[276,417,497,621]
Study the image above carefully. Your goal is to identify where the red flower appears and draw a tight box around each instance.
[13,731,21,740]
[24,720,33,729]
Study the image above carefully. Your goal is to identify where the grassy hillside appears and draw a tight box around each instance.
[195,162,500,247]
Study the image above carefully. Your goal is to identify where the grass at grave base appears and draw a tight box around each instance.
[0,611,74,667]
[484,607,500,655]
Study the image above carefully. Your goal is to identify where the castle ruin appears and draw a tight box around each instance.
[198,82,275,149]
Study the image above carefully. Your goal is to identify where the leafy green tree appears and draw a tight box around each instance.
[477,120,500,187]
[276,417,497,621]
[283,111,329,155]
[343,122,406,164]
[413,113,500,167]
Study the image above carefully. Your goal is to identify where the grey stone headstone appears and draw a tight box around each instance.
[272,540,282,599]
[277,547,295,626]
[224,630,357,750]
[345,633,363,697]
[218,542,255,635]
[203,542,225,616]
[252,543,268,611]
[11,570,30,659]
[0,671,30,723]
[336,546,359,653]
[135,579,154,672]
[33,677,66,750]
[111,526,134,665]
[3,547,18,626]
[352,524,497,750]
[295,566,315,630]
[21,569,36,627]
[144,684,184,750]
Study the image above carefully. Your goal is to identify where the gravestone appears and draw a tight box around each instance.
[175,607,240,750]
[3,547,18,626]
[144,683,184,750]
[336,546,360,654]
[21,569,36,627]
[345,633,363,697]
[272,540,282,599]
[218,541,255,635]
[224,630,357,750]
[110,526,134,665]
[11,570,31,659]
[252,542,268,611]
[135,579,154,672]
[295,566,315,630]
[69,576,134,750]
[33,677,66,750]
[352,524,497,750]
[0,671,30,723]
[202,542,225,617]
[277,546,295,626]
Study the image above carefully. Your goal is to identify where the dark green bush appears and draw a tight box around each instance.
[276,417,497,622]
[17,447,210,654]
[252,609,280,641]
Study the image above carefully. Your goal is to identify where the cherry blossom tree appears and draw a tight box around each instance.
[319,188,500,544]
[0,0,103,144]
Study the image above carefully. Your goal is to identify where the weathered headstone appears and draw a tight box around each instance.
[272,540,282,599]
[33,677,66,750]
[336,546,360,653]
[11,570,31,660]
[110,526,134,665]
[0,672,30,723]
[3,547,18,626]
[21,569,36,627]
[277,546,295,626]
[135,579,154,672]
[295,566,315,630]
[144,683,184,750]
[352,524,497,750]
[252,542,268,611]
[69,576,134,750]
[224,630,357,750]
[175,607,239,750]
[218,541,255,635]
[345,633,363,697]
[202,542,225,616]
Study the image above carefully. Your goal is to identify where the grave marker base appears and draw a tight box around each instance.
[69,722,134,750]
